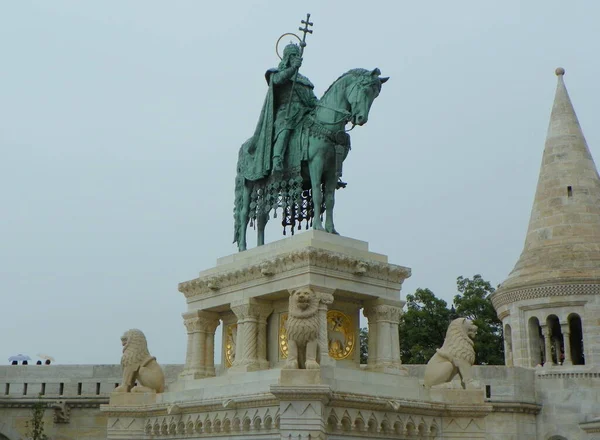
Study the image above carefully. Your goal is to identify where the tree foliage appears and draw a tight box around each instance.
[399,288,454,364]
[394,275,504,365]
[26,394,49,440]
[453,275,504,365]
[359,327,368,364]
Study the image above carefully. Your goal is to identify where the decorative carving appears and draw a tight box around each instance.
[225,324,237,367]
[284,288,320,369]
[326,310,355,360]
[114,329,165,393]
[492,282,600,309]
[179,248,411,299]
[423,318,478,389]
[50,400,70,423]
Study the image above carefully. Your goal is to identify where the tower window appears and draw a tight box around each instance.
[567,186,573,197]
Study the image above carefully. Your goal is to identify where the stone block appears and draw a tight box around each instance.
[279,369,321,386]
[109,391,156,406]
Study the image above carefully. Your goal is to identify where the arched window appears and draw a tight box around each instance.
[568,313,585,365]
[528,317,543,367]
[504,324,513,366]
[546,315,563,365]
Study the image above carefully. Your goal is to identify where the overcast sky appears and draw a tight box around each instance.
[1,1,598,365]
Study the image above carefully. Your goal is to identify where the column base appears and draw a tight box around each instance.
[179,369,212,380]
[366,363,408,375]
[229,362,264,373]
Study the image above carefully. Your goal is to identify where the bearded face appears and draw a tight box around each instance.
[293,288,312,310]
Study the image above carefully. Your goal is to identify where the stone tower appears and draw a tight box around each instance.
[492,68,600,369]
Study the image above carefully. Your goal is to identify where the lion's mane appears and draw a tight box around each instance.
[286,290,319,344]
[439,318,476,365]
[121,329,152,368]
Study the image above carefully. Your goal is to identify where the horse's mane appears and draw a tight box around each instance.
[320,68,373,100]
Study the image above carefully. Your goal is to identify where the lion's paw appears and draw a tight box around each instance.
[305,360,320,370]
[283,360,298,370]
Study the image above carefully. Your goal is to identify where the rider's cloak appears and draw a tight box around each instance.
[239,69,315,181]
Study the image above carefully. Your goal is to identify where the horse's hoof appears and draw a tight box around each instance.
[313,224,325,232]
[326,227,339,235]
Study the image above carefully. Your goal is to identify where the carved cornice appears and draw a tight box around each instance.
[489,401,542,415]
[536,371,600,379]
[101,393,277,417]
[492,282,600,310]
[0,397,107,409]
[179,247,411,299]
[580,418,600,434]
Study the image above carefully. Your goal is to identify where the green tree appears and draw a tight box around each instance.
[399,288,452,364]
[453,275,504,365]
[359,327,368,364]
[26,394,49,440]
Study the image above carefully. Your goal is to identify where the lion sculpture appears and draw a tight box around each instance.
[284,287,320,369]
[423,318,478,389]
[114,329,165,393]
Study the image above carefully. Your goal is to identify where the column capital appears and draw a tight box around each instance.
[363,301,403,324]
[231,298,272,321]
[182,310,220,333]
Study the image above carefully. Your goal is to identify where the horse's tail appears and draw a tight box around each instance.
[233,149,245,245]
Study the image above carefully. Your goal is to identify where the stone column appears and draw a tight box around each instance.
[561,323,573,366]
[317,289,335,367]
[257,304,273,369]
[363,300,405,374]
[542,325,554,367]
[180,310,220,379]
[553,337,562,365]
[230,299,272,372]
[204,318,220,376]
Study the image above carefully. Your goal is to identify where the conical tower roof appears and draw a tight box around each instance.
[500,67,600,292]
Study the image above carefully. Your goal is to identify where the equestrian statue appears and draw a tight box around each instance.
[233,14,388,251]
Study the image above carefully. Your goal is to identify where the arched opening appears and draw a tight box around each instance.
[546,315,563,365]
[568,314,585,365]
[528,317,543,367]
[548,436,568,440]
[504,324,513,366]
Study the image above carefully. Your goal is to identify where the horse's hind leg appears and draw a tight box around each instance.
[257,211,268,246]
[308,151,325,231]
[324,169,339,234]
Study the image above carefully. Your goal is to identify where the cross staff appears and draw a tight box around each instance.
[285,13,313,120]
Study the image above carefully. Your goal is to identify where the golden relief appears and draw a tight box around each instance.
[225,324,237,368]
[278,310,355,360]
[279,313,289,359]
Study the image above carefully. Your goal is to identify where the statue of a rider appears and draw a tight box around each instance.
[239,43,318,181]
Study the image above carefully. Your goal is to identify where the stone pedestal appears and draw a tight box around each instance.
[103,232,538,440]
[178,230,411,375]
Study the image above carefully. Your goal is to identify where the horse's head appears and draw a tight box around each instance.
[347,68,388,126]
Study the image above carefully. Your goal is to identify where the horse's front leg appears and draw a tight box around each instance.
[324,168,339,235]
[308,148,325,231]
[257,211,268,246]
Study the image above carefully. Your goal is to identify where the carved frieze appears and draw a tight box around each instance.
[179,247,411,299]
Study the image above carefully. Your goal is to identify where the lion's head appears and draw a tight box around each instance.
[440,318,477,365]
[288,287,319,318]
[120,329,151,367]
